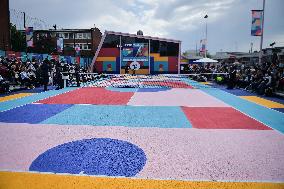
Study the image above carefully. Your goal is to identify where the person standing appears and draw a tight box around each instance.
[41,58,50,91]
[227,66,236,89]
[75,63,80,87]
[125,65,129,74]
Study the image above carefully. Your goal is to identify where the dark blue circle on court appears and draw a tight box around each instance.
[29,138,147,177]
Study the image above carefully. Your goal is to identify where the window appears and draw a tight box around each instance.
[87,33,91,39]
[64,33,69,39]
[77,33,83,39]
[64,44,73,48]
[58,33,63,38]
[165,42,179,56]
[150,40,160,53]
[159,41,167,56]
[83,33,87,39]
[64,44,74,51]
[69,33,73,39]
[149,40,179,56]
[83,44,88,50]
[88,44,92,50]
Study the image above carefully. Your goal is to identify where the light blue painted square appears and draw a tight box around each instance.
[181,78,211,88]
[154,61,168,71]
[41,105,192,128]
[142,61,149,67]
[103,61,116,72]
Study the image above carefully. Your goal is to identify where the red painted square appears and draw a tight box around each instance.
[98,48,120,57]
[142,81,193,88]
[168,56,178,72]
[37,88,134,105]
[182,107,271,130]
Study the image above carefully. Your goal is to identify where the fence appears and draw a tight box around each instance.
[0,50,92,67]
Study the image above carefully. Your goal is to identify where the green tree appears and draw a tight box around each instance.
[10,23,26,52]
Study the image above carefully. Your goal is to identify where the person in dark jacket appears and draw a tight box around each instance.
[125,65,130,74]
[227,66,236,89]
[75,64,81,87]
[41,58,50,91]
[55,61,63,90]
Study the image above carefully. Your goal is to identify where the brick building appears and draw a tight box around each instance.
[0,0,11,50]
[31,28,102,58]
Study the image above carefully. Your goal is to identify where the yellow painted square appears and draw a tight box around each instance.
[0,93,34,103]
[240,96,284,108]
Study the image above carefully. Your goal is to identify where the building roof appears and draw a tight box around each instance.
[105,30,181,43]
[21,28,97,33]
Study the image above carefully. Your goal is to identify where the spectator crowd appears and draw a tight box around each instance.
[182,52,284,96]
[0,56,81,93]
[1,50,284,97]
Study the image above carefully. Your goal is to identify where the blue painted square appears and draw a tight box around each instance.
[0,104,73,124]
[42,105,192,128]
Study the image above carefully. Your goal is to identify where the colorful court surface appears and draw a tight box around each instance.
[240,96,284,108]
[0,75,283,189]
[0,93,34,102]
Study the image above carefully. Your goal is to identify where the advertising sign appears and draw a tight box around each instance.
[122,43,148,61]
[57,38,64,52]
[25,27,34,47]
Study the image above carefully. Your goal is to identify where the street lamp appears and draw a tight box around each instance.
[204,14,208,58]
[259,0,266,65]
[269,42,275,48]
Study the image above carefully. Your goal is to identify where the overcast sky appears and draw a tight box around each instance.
[10,0,284,54]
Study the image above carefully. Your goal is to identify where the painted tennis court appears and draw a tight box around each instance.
[0,75,284,189]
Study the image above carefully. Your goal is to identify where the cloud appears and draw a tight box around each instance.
[9,0,284,53]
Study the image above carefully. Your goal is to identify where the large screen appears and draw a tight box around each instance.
[122,43,149,62]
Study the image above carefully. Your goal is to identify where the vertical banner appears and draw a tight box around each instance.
[25,27,34,47]
[75,45,80,56]
[200,39,206,53]
[251,10,263,36]
[57,37,64,52]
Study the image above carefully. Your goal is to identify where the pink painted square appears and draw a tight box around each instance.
[128,89,230,107]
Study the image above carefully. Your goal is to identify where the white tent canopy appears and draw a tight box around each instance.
[193,58,218,63]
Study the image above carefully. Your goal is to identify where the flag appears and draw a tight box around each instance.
[25,27,34,47]
[251,10,263,36]
[75,45,80,56]
[57,38,64,52]
[200,39,206,52]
